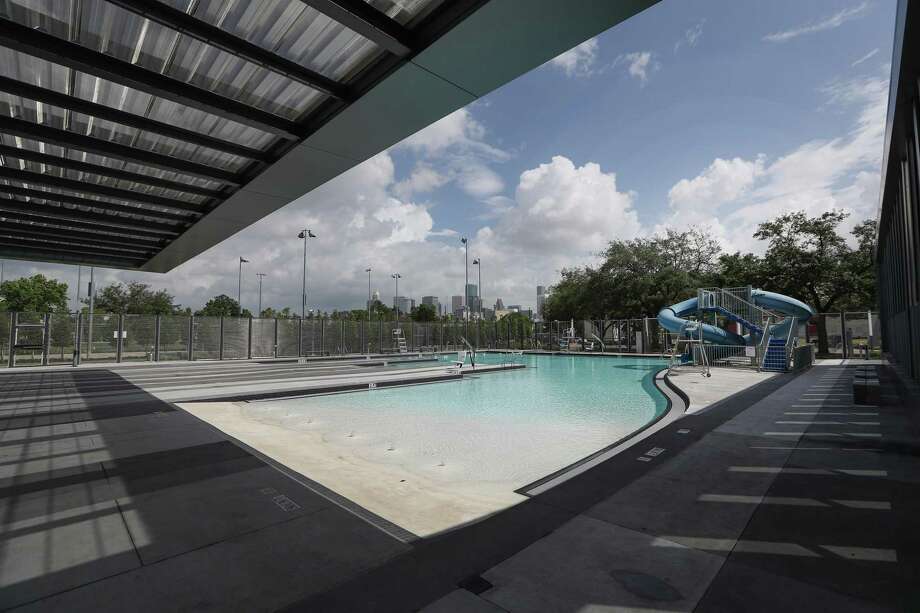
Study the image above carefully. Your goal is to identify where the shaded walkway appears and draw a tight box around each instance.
[0,367,408,611]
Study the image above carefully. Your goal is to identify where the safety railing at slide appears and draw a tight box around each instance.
[697,287,778,333]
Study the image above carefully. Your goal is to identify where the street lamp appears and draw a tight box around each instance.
[365,267,372,320]
[460,237,469,322]
[297,229,317,319]
[473,258,482,321]
[256,273,266,316]
[391,273,401,325]
[237,257,249,316]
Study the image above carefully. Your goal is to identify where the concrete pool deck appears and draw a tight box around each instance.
[0,357,917,611]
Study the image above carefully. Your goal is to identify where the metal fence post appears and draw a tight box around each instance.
[247,316,253,359]
[154,314,161,361]
[116,314,124,363]
[187,315,194,361]
[218,316,224,360]
[7,312,15,368]
[298,318,303,357]
[41,314,50,366]
[73,312,82,367]
[273,318,279,358]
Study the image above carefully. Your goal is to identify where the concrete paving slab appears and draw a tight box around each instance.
[696,556,897,613]
[0,499,140,610]
[481,515,725,612]
[15,506,409,613]
[584,439,779,554]
[420,589,507,613]
[118,465,330,564]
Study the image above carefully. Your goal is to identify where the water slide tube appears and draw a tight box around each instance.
[657,290,815,346]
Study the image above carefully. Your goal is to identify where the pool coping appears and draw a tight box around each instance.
[516,366,685,496]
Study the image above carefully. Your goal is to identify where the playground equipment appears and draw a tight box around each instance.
[658,287,815,373]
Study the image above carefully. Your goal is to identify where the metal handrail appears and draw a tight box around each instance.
[757,315,773,371]
[783,317,797,368]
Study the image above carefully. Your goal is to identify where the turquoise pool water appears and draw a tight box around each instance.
[244,353,668,487]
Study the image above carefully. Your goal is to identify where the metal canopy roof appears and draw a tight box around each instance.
[0,0,659,271]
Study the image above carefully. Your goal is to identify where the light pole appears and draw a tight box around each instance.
[391,273,401,326]
[75,265,82,313]
[365,267,372,320]
[473,258,482,321]
[297,229,317,319]
[460,237,469,322]
[237,257,249,316]
[256,273,266,316]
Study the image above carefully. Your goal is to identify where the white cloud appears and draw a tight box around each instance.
[674,20,705,53]
[851,48,879,67]
[549,38,599,77]
[763,2,870,43]
[393,165,447,199]
[614,51,658,85]
[658,73,888,252]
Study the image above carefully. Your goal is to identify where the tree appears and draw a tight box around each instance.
[196,295,251,318]
[0,275,69,313]
[411,303,437,322]
[91,281,179,315]
[543,227,723,322]
[754,211,876,354]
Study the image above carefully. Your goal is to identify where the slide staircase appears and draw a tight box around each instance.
[658,287,814,373]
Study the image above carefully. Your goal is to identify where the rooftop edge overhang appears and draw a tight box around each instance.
[140,0,660,273]
[876,0,917,253]
[0,0,659,272]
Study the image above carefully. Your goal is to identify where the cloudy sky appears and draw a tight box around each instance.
[2,0,897,314]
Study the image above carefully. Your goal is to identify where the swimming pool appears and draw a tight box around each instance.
[241,353,668,489]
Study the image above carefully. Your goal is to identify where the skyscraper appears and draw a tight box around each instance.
[537,285,548,321]
[422,296,440,315]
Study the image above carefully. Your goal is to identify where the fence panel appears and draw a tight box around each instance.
[192,316,221,360]
[47,313,77,365]
[251,318,275,358]
[222,318,249,359]
[81,313,118,363]
[276,319,299,357]
[159,315,190,361]
[122,315,157,362]
[301,319,322,356]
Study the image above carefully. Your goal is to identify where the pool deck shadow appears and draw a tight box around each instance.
[293,361,920,613]
[2,358,918,612]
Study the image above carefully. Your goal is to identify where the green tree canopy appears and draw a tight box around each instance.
[543,228,722,320]
[196,295,251,317]
[0,275,69,313]
[410,303,437,322]
[91,281,179,315]
[754,211,876,313]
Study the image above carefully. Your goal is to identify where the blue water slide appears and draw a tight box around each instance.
[657,296,746,346]
[657,290,815,346]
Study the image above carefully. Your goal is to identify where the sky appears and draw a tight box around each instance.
[1,0,898,315]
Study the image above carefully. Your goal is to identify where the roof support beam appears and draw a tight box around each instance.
[0,18,302,139]
[0,185,195,223]
[0,75,271,161]
[300,0,413,57]
[0,116,242,185]
[0,145,223,198]
[0,245,145,268]
[0,224,159,255]
[0,236,150,261]
[106,0,350,100]
[0,166,207,213]
[2,216,165,246]
[0,205,179,238]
